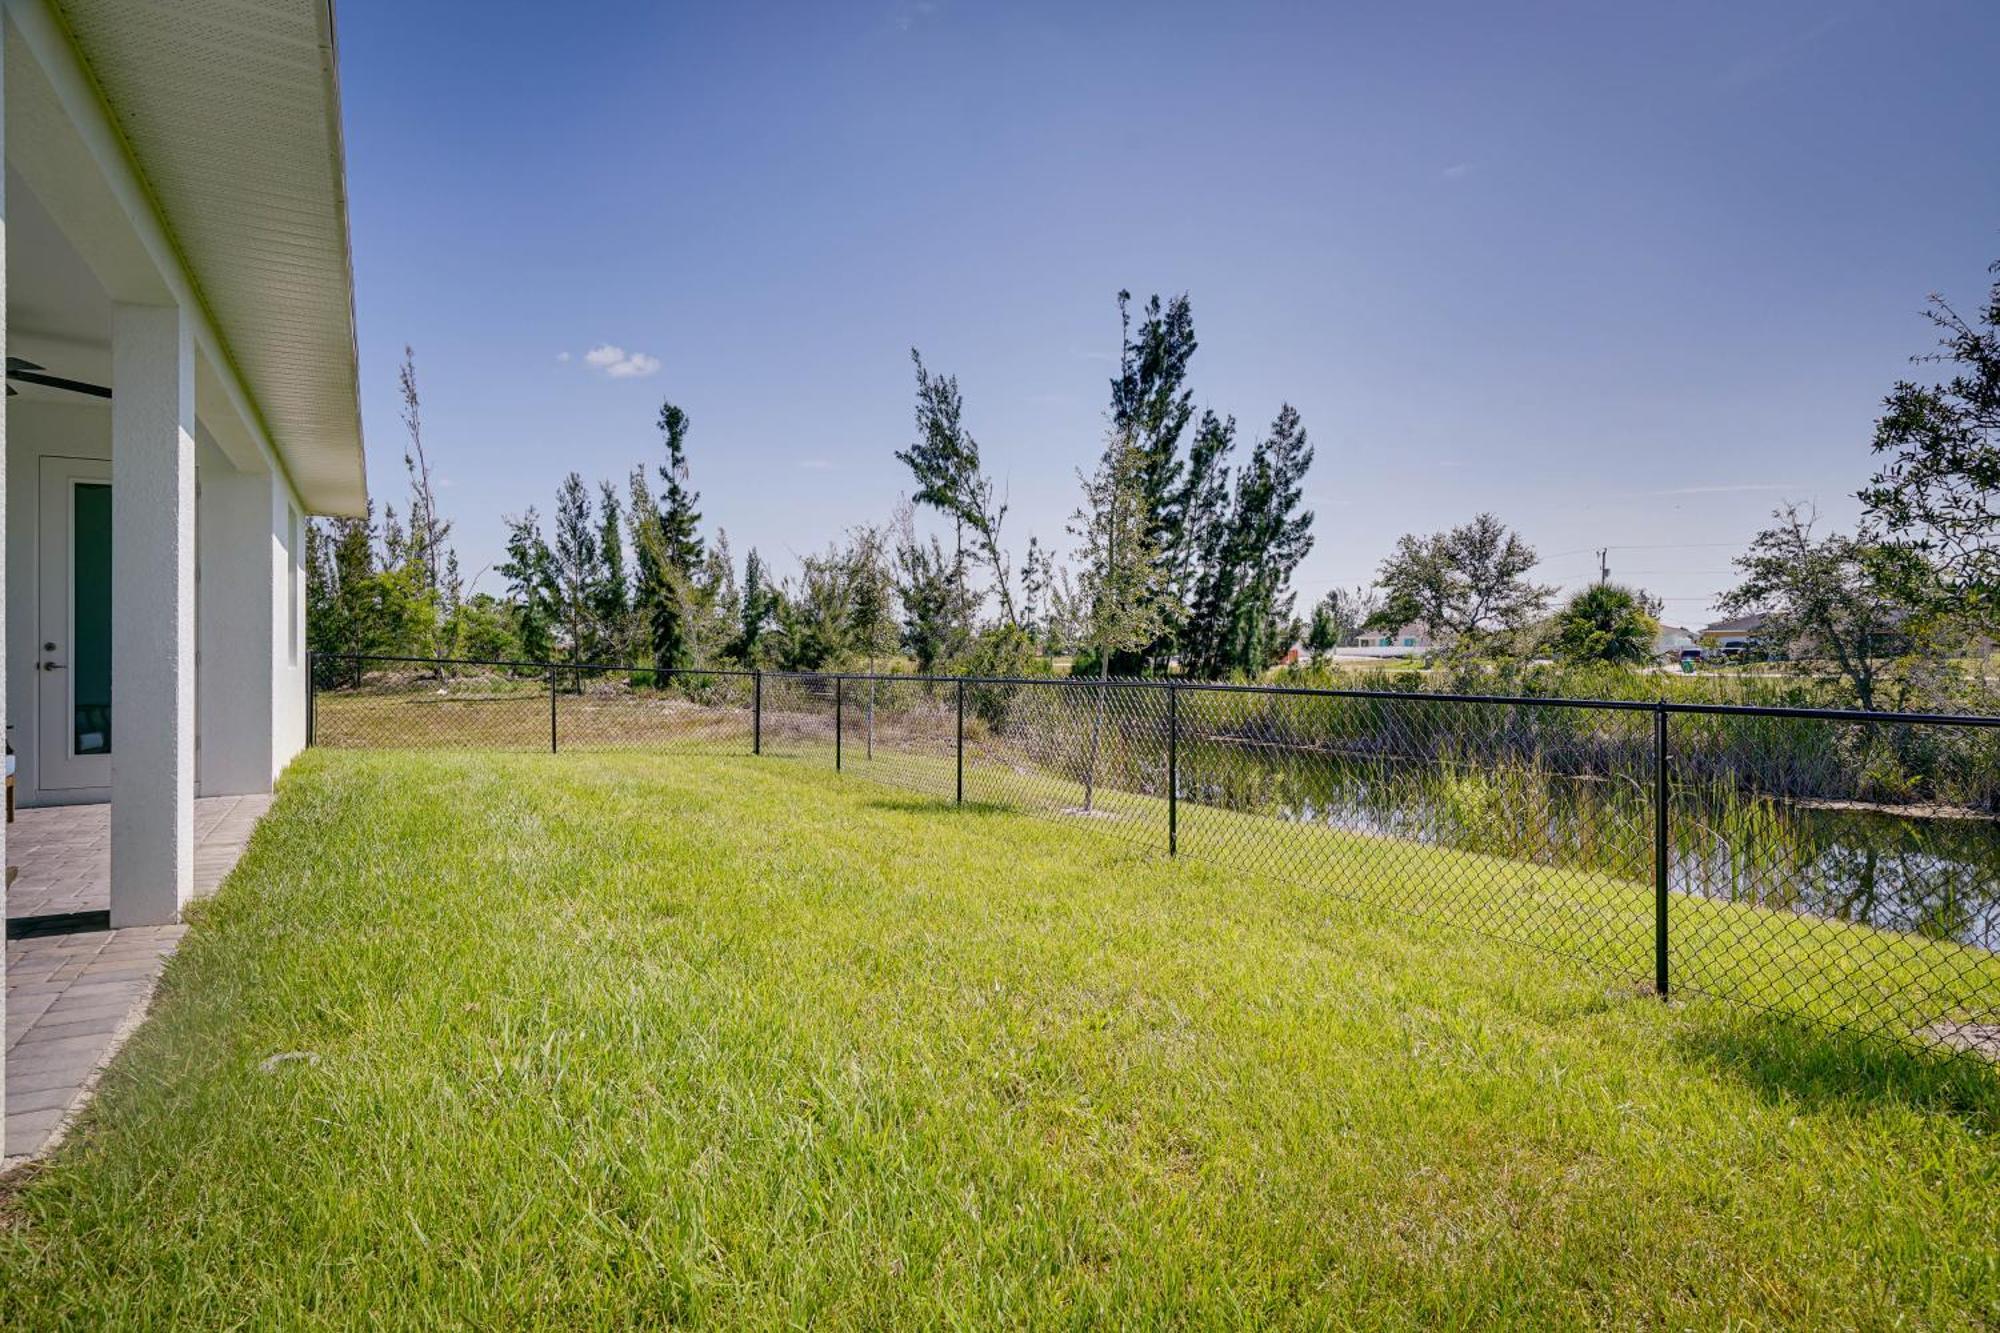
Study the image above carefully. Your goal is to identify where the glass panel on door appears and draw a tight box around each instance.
[73,481,113,756]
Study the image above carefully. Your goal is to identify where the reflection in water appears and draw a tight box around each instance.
[1178,748,2000,952]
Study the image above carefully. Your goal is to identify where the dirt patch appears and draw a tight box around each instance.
[1916,1019,2000,1061]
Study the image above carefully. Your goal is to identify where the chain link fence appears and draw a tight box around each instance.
[311,653,2000,1057]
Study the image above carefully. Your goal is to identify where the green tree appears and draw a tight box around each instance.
[551,472,600,661]
[1107,290,1198,670]
[1018,535,1057,650]
[306,505,441,663]
[445,593,524,664]
[1179,413,1242,675]
[697,531,740,665]
[898,350,1014,626]
[395,347,452,604]
[306,512,372,654]
[1859,258,2000,631]
[629,406,706,675]
[1549,583,1660,666]
[656,402,704,572]
[846,524,899,669]
[1172,409,1235,614]
[1214,405,1315,675]
[1070,427,1175,809]
[1720,505,1909,710]
[1375,513,1553,650]
[384,348,458,669]
[733,548,781,667]
[892,503,969,673]
[498,509,559,664]
[781,545,857,670]
[895,536,961,673]
[1111,293,1198,549]
[1306,586,1380,655]
[627,468,667,662]
[592,480,629,658]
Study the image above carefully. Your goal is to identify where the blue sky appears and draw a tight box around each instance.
[338,0,2000,628]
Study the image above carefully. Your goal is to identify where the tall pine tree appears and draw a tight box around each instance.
[498,509,559,664]
[733,548,779,666]
[631,402,704,673]
[898,350,1015,627]
[657,402,703,572]
[1216,405,1315,674]
[551,472,600,661]
[1107,291,1198,671]
[592,480,629,658]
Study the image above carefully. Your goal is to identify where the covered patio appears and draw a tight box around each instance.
[2,0,367,1158]
[4,794,268,1160]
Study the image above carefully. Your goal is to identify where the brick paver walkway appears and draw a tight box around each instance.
[5,795,270,1163]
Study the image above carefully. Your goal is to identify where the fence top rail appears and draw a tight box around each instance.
[313,652,2000,729]
[316,652,759,679]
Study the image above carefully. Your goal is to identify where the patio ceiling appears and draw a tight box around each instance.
[39,0,367,517]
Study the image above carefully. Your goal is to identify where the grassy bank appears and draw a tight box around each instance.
[3,751,1996,1327]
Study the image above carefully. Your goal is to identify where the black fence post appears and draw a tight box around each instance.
[549,664,559,755]
[834,676,844,771]
[753,671,763,755]
[1654,702,1669,999]
[1167,681,1179,856]
[955,677,966,806]
[306,652,316,747]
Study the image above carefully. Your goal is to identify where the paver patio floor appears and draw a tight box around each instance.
[5,795,269,1163]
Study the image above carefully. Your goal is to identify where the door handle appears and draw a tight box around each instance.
[40,662,65,671]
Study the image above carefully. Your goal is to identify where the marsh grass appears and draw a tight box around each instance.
[1,751,1996,1328]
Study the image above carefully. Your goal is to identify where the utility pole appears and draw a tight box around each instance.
[1596,547,1610,584]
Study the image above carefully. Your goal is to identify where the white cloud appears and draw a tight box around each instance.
[555,351,572,364]
[579,344,661,378]
[607,352,661,378]
[1440,163,1473,180]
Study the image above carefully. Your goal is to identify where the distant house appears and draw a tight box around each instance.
[1653,626,1703,663]
[1335,623,1432,658]
[1700,614,1769,658]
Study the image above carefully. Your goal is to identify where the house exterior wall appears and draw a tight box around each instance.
[269,471,308,777]
[195,459,307,793]
[6,396,306,806]
[195,465,270,795]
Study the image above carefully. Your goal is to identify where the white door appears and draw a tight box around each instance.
[38,457,114,792]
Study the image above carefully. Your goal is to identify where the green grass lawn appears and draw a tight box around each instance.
[3,751,1997,1328]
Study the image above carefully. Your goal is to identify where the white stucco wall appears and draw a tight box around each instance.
[274,480,308,768]
[195,457,307,793]
[272,480,307,772]
[196,463,271,795]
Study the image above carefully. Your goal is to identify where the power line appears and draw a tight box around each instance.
[1543,540,1747,560]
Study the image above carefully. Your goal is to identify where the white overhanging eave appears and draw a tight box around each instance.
[19,0,368,517]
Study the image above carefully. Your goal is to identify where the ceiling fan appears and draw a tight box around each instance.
[5,357,112,399]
